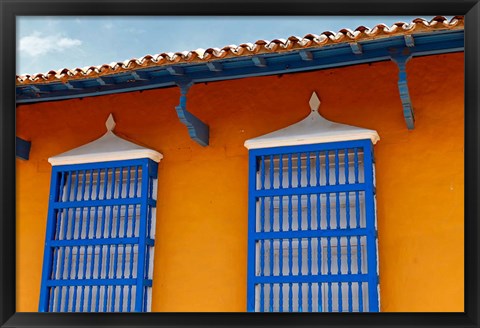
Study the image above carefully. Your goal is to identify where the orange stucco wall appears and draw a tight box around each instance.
[16,52,464,312]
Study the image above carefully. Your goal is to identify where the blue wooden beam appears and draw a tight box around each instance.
[252,56,267,67]
[299,50,313,61]
[16,137,31,160]
[390,48,415,130]
[26,85,49,94]
[167,66,184,76]
[174,81,209,146]
[350,43,363,55]
[404,35,415,47]
[207,62,223,72]
[63,82,82,90]
[95,78,108,86]
[129,72,148,81]
[16,31,464,104]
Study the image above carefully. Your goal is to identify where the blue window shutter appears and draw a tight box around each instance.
[247,139,379,312]
[39,158,158,312]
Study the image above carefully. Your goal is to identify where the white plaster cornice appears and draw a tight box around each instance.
[244,92,380,149]
[48,114,163,166]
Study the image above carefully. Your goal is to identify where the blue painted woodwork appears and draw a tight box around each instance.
[64,82,81,90]
[252,56,267,67]
[39,158,158,312]
[390,48,415,129]
[16,136,31,160]
[16,30,463,104]
[129,72,148,81]
[174,81,210,146]
[363,141,379,311]
[349,43,363,55]
[404,35,415,47]
[207,62,223,72]
[167,66,184,76]
[299,50,313,61]
[247,140,379,312]
[95,78,108,86]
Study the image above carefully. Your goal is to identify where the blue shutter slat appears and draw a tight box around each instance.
[73,171,79,201]
[246,152,257,312]
[297,194,302,231]
[297,153,302,187]
[354,148,360,183]
[334,150,340,185]
[318,282,323,312]
[278,154,283,189]
[279,282,283,312]
[39,167,61,312]
[327,282,333,312]
[260,156,266,189]
[338,282,343,312]
[288,282,293,312]
[363,143,380,312]
[79,248,88,311]
[253,183,367,197]
[269,281,274,312]
[279,196,284,232]
[72,250,81,310]
[260,197,265,232]
[359,281,364,312]
[102,285,109,311]
[308,281,313,312]
[134,160,150,312]
[344,149,348,184]
[269,242,274,287]
[337,236,342,274]
[63,250,71,310]
[248,140,379,312]
[325,150,330,186]
[298,281,303,312]
[269,155,274,190]
[124,167,131,237]
[287,154,293,188]
[260,282,264,312]
[348,281,353,312]
[127,249,134,311]
[269,197,274,232]
[56,287,62,312]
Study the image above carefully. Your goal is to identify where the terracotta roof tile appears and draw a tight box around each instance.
[16,16,464,86]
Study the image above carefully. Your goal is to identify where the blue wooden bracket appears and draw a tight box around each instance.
[175,81,210,146]
[390,48,415,130]
[16,136,31,160]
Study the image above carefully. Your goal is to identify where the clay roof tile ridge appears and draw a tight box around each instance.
[15,16,464,85]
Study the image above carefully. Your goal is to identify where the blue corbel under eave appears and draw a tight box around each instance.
[16,136,31,160]
[390,48,415,130]
[175,81,210,146]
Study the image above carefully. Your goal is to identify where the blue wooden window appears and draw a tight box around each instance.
[39,158,158,312]
[247,139,379,312]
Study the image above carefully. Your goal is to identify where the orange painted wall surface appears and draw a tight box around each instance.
[16,52,464,312]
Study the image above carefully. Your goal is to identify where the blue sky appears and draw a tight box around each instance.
[17,16,439,75]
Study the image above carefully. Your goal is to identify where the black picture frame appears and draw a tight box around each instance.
[1,1,479,327]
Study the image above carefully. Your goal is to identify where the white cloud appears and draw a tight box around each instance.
[18,32,82,57]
